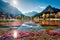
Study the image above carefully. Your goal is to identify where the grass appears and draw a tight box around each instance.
[42,25,60,30]
[0,20,15,22]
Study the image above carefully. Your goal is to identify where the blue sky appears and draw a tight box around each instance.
[2,0,60,13]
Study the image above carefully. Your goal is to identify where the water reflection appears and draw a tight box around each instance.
[18,21,45,32]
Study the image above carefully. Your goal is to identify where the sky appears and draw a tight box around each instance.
[2,0,60,14]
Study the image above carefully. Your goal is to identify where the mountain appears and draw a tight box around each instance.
[34,5,60,17]
[0,0,24,18]
[24,11,38,17]
[42,5,60,13]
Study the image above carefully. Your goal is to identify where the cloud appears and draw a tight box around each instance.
[33,6,46,13]
[39,7,45,9]
[21,6,46,13]
[36,6,46,9]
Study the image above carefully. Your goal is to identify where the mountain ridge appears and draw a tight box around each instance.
[0,0,24,18]
[33,5,60,17]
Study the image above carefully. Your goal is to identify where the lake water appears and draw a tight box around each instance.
[0,21,60,33]
[18,22,45,32]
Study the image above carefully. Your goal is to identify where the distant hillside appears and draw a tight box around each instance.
[0,0,24,18]
[24,11,38,17]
